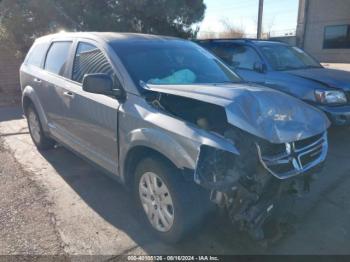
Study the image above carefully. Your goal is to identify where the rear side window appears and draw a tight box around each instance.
[44,42,72,76]
[72,42,114,83]
[26,42,48,68]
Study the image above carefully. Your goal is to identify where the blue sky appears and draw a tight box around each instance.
[198,0,299,37]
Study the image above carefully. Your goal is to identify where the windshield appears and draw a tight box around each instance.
[111,40,241,86]
[260,45,321,71]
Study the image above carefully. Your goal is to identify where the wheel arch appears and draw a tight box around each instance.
[22,86,49,133]
[123,145,185,190]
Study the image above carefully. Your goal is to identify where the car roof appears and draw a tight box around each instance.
[35,32,182,44]
[196,38,289,46]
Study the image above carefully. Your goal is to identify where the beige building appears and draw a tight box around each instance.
[296,0,350,63]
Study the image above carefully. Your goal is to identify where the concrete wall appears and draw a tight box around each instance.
[0,43,22,106]
[269,36,297,46]
[297,0,350,63]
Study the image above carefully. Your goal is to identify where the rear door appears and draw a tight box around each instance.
[41,41,74,143]
[21,40,50,111]
[60,40,121,174]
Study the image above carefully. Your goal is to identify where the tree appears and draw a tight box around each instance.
[198,18,245,39]
[0,0,206,54]
[217,18,245,38]
[56,0,206,37]
[0,0,73,53]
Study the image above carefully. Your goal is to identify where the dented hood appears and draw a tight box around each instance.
[144,83,330,143]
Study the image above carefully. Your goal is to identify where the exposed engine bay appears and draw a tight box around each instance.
[145,86,328,241]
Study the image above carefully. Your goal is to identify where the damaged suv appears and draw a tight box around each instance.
[20,32,330,243]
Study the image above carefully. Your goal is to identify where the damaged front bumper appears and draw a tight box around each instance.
[141,83,330,240]
[194,131,328,240]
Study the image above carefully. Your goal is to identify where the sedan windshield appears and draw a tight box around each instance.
[111,40,241,86]
[260,45,322,71]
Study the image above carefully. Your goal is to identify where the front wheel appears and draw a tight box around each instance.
[134,157,208,243]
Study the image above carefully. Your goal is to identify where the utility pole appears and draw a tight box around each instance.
[257,0,264,39]
[296,0,309,48]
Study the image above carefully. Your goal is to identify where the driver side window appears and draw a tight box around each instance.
[72,42,114,83]
[231,45,261,70]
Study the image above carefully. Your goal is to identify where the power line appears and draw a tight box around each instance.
[206,1,297,16]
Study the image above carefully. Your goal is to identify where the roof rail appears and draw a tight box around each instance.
[195,38,255,42]
[195,38,284,43]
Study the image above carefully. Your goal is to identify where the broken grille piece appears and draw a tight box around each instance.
[256,132,328,179]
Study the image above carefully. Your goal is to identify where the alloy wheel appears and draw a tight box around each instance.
[139,172,175,232]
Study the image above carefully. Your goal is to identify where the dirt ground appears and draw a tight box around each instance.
[0,141,64,255]
[0,106,349,256]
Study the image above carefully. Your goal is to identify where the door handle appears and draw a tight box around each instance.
[63,91,75,98]
[33,78,42,83]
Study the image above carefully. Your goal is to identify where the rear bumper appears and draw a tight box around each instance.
[318,105,350,126]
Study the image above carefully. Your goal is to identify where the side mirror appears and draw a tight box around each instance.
[253,61,266,73]
[82,73,123,97]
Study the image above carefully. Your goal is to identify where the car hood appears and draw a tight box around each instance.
[285,68,350,90]
[143,83,330,144]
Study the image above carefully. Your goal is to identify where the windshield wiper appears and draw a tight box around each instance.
[214,80,243,84]
[277,66,302,71]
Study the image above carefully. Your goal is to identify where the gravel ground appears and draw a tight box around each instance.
[0,139,65,255]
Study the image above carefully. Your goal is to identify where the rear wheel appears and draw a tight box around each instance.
[134,157,208,243]
[26,105,55,150]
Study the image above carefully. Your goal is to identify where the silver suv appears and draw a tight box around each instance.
[20,32,330,242]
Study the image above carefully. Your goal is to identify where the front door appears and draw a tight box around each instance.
[229,44,266,84]
[60,41,120,174]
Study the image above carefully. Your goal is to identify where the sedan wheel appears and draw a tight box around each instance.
[139,171,175,232]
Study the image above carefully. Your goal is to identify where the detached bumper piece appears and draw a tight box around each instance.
[256,132,328,179]
[194,145,239,191]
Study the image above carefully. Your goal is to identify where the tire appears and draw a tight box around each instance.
[133,156,208,243]
[26,104,55,150]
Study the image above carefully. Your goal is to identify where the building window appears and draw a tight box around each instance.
[324,25,350,49]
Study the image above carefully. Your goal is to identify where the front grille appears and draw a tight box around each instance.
[256,132,328,179]
[295,133,323,150]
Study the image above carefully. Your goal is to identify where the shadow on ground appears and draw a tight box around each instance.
[0,106,23,122]
[38,145,264,254]
[35,125,350,254]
